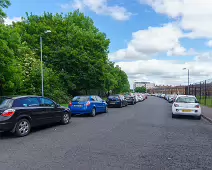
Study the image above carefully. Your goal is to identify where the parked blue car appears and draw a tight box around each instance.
[69,96,108,116]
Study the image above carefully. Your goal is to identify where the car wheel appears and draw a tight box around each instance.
[91,108,96,117]
[172,113,176,118]
[15,119,31,137]
[61,112,70,125]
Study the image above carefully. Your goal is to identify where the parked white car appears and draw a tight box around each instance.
[172,95,201,119]
[136,94,143,102]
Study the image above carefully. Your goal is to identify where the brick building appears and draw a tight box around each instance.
[149,85,186,95]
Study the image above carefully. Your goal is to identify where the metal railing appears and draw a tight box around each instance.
[188,79,212,107]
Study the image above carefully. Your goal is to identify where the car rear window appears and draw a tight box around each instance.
[0,99,13,109]
[176,97,197,103]
[108,95,119,99]
[72,96,89,102]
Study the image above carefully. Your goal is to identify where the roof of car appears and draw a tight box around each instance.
[1,95,42,100]
[177,95,196,98]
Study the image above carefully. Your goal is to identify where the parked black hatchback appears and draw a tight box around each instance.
[0,96,71,137]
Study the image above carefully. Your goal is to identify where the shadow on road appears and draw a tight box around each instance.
[0,123,62,140]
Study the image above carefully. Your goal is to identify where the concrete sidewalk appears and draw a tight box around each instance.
[202,106,212,122]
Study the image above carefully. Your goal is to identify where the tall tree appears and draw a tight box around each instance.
[14,11,110,95]
[0,0,11,23]
[135,87,146,93]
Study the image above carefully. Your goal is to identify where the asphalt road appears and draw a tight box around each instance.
[1,97,212,170]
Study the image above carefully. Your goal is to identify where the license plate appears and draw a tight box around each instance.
[74,105,82,108]
[182,109,192,112]
[110,102,116,104]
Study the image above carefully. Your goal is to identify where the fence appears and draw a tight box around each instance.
[188,79,212,107]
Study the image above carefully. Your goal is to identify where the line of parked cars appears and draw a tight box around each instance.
[154,93,202,120]
[0,93,148,137]
[106,93,147,108]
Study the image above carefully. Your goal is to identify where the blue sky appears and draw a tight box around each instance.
[4,0,212,86]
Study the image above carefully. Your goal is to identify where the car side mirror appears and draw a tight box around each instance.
[102,100,106,103]
[56,104,60,107]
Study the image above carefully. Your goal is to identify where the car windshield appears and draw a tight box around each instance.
[0,99,13,109]
[72,96,89,102]
[176,97,197,103]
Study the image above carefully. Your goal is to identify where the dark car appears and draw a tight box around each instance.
[0,96,71,137]
[124,94,136,105]
[107,95,128,108]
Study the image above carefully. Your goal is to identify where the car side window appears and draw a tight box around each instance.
[28,97,40,107]
[39,97,55,107]
[13,98,31,107]
[90,96,97,101]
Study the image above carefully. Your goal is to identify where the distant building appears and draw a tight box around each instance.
[133,82,155,90]
[149,85,186,94]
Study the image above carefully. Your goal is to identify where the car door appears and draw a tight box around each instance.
[38,97,57,124]
[12,97,46,127]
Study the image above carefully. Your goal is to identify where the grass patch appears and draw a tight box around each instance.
[60,103,69,108]
[196,96,212,108]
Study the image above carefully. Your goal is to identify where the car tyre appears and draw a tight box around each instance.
[61,112,70,125]
[172,113,176,118]
[15,119,31,137]
[91,108,96,117]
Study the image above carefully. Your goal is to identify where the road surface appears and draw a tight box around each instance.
[1,97,212,169]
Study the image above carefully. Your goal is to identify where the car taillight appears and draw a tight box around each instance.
[195,105,200,108]
[86,101,91,106]
[69,102,72,106]
[174,104,179,107]
[2,109,15,117]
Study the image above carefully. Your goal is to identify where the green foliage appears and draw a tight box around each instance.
[135,87,146,93]
[0,5,130,102]
[0,0,11,23]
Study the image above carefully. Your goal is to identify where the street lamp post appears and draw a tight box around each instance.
[183,68,190,95]
[40,30,51,97]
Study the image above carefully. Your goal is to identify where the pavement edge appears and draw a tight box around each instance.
[202,114,212,123]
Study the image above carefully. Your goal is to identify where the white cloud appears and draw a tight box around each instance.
[61,0,132,21]
[206,40,212,47]
[195,52,212,62]
[167,47,198,56]
[109,23,194,61]
[142,0,212,39]
[116,52,212,87]
[4,17,22,25]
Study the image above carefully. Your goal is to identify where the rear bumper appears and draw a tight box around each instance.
[126,101,134,104]
[108,103,121,107]
[71,110,91,115]
[173,111,201,116]
[0,122,15,132]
